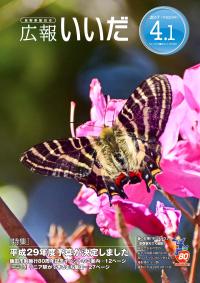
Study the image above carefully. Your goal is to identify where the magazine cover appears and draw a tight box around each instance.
[0,1,200,283]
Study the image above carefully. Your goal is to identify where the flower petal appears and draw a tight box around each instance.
[166,74,184,108]
[104,98,126,127]
[74,185,108,214]
[183,63,200,111]
[89,78,107,123]
[180,104,200,144]
[6,269,46,283]
[96,199,165,238]
[96,206,122,238]
[155,201,181,237]
[124,181,155,207]
[113,199,165,236]
[158,144,200,198]
[76,79,126,136]
[76,121,102,137]
[160,75,185,156]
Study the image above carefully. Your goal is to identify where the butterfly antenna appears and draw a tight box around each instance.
[112,108,116,127]
[70,101,76,137]
[70,97,109,136]
[103,95,116,127]
[103,95,110,127]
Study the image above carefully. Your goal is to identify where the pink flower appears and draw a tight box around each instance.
[75,188,181,237]
[155,201,181,238]
[74,183,155,237]
[159,64,200,198]
[111,199,166,236]
[58,270,79,283]
[76,79,126,137]
[6,268,79,283]
[6,269,46,283]
[179,64,200,144]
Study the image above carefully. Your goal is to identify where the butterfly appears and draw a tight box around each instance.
[20,75,172,203]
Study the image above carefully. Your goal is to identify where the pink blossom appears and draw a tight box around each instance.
[75,188,180,237]
[75,187,159,238]
[74,66,200,237]
[112,199,165,236]
[76,79,126,137]
[160,64,200,198]
[74,184,155,237]
[6,268,80,283]
[155,201,181,238]
[74,181,155,214]
[180,64,200,143]
[159,74,185,156]
[6,269,46,283]
[74,182,155,235]
[162,64,200,149]
[183,63,200,112]
[116,200,181,237]
[157,144,200,198]
[74,185,107,214]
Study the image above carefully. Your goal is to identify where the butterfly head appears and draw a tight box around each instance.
[100,126,114,140]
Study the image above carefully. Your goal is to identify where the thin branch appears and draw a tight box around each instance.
[189,200,200,283]
[161,269,170,283]
[115,206,154,283]
[183,199,195,216]
[180,267,190,283]
[161,191,195,224]
[0,197,66,283]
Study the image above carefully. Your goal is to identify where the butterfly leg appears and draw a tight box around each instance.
[107,187,113,206]
[114,174,129,199]
[142,160,162,192]
[117,186,128,200]
[104,181,128,206]
[146,159,163,190]
[141,167,152,192]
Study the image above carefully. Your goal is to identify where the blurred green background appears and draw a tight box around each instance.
[0,0,200,282]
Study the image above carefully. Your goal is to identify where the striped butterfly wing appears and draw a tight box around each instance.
[20,137,125,200]
[114,74,172,190]
[20,137,108,194]
[114,74,172,142]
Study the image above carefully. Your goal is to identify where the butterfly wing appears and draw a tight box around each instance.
[114,75,172,191]
[20,137,105,191]
[20,137,96,179]
[114,74,172,142]
[20,137,125,200]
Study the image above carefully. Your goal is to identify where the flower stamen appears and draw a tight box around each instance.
[70,101,76,137]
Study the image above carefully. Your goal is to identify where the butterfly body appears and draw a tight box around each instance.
[97,126,145,177]
[20,74,172,201]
